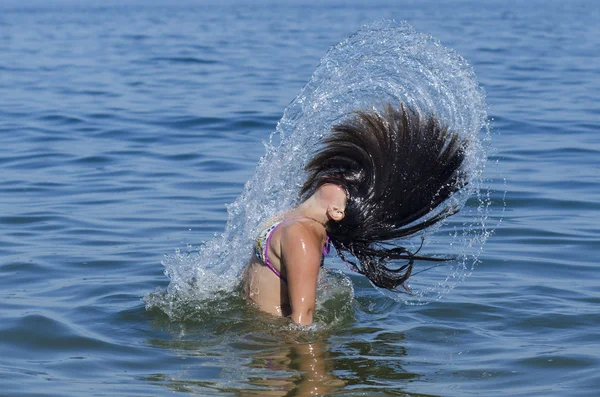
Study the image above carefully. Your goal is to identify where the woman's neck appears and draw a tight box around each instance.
[289,198,328,226]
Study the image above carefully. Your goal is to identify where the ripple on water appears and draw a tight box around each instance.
[0,313,117,358]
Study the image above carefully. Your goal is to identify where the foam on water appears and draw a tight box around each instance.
[145,21,491,320]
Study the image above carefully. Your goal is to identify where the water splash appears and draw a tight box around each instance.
[145,21,491,318]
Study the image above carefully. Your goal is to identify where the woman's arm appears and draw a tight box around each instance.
[280,224,322,325]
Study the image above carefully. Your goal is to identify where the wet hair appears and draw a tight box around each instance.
[300,103,468,291]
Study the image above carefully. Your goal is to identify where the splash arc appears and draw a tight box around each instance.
[145,21,491,318]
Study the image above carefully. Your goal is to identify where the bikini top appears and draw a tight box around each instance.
[254,217,330,283]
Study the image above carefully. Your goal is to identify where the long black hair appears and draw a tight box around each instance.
[300,103,468,290]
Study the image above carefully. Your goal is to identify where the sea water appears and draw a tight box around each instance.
[1,1,598,396]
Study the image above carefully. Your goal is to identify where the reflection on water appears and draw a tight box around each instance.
[242,339,345,396]
[146,305,438,397]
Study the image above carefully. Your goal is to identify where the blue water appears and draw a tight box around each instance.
[1,1,599,396]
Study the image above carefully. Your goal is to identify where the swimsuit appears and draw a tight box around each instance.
[254,217,330,283]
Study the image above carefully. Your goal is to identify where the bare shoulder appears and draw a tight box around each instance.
[279,220,322,247]
[278,220,323,266]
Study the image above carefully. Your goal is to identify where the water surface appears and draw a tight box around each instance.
[1,1,598,396]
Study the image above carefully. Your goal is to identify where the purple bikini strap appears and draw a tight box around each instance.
[264,217,330,283]
[264,221,286,282]
[322,235,331,255]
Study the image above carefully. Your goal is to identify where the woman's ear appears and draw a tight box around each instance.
[327,205,345,222]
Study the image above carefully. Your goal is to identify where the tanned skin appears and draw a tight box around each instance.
[242,184,346,325]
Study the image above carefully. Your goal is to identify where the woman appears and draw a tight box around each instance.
[242,103,467,325]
